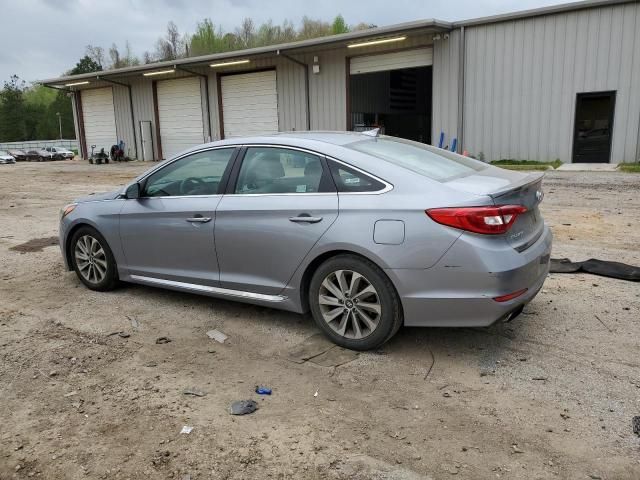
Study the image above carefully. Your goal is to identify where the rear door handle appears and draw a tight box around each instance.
[186,216,212,223]
[289,215,323,224]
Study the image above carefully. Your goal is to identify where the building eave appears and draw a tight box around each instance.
[39,19,451,86]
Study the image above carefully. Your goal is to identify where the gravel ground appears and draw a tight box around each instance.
[0,161,639,480]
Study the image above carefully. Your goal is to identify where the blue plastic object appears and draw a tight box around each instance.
[438,132,445,149]
[450,138,457,152]
[255,386,272,395]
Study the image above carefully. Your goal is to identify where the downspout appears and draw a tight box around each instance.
[175,65,213,141]
[456,26,466,154]
[98,76,139,159]
[277,50,311,131]
[42,84,86,158]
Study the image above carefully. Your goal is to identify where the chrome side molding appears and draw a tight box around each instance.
[130,275,286,302]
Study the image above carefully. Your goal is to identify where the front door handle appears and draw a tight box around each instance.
[186,216,212,223]
[289,215,323,224]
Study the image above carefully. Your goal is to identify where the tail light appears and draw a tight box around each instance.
[426,205,527,235]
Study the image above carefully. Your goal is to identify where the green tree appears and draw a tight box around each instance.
[23,84,74,140]
[68,55,102,75]
[0,76,27,141]
[331,15,349,34]
[190,18,222,56]
[298,16,331,40]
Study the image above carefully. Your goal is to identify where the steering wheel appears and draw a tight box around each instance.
[180,177,206,195]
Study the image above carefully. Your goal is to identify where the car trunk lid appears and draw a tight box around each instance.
[444,168,545,251]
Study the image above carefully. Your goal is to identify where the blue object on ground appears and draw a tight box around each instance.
[450,138,457,152]
[255,386,272,395]
[438,131,445,149]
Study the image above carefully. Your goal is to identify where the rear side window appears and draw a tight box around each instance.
[235,147,332,194]
[346,137,487,182]
[327,160,386,193]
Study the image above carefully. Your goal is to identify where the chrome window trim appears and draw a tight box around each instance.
[132,194,224,200]
[129,142,394,198]
[230,143,394,196]
[130,275,286,302]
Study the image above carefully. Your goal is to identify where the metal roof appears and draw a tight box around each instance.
[454,0,637,27]
[40,19,450,85]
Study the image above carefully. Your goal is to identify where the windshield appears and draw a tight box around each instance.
[346,136,487,182]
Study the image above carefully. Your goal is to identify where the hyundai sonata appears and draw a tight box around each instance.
[59,132,552,350]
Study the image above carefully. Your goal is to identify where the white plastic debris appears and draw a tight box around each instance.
[180,425,193,434]
[313,390,318,397]
[206,329,228,344]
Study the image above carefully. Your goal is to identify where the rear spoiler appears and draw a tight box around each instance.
[488,172,545,199]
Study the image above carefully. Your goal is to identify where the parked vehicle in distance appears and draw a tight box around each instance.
[89,146,110,165]
[0,150,16,164]
[26,148,54,161]
[7,149,27,161]
[45,146,75,160]
[59,132,552,350]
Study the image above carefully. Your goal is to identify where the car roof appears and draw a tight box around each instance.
[188,131,377,153]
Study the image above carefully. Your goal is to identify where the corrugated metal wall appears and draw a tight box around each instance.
[112,85,136,158]
[129,78,157,159]
[456,1,640,162]
[432,30,460,148]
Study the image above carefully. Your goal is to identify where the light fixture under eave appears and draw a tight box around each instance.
[142,69,176,77]
[210,59,250,68]
[347,36,407,48]
[65,81,90,87]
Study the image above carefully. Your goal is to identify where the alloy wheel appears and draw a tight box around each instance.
[318,269,382,339]
[74,235,108,284]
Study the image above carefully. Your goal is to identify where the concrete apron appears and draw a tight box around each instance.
[556,163,619,172]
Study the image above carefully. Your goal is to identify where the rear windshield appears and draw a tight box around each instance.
[346,137,487,182]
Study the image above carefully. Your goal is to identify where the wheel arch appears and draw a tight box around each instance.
[64,222,113,272]
[298,249,401,315]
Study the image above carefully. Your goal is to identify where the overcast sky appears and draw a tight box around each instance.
[3,0,570,83]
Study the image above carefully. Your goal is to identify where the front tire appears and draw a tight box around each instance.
[70,227,118,291]
[309,254,403,351]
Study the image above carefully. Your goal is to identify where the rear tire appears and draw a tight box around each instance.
[70,226,119,291]
[309,254,403,351]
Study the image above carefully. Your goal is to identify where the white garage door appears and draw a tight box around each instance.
[221,70,278,138]
[82,88,117,155]
[350,47,433,75]
[157,77,205,159]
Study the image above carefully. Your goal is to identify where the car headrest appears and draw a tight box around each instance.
[248,154,285,182]
[304,160,322,177]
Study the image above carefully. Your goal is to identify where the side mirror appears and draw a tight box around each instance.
[125,182,141,199]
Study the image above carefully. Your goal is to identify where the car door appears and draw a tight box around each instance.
[119,147,237,286]
[214,146,338,295]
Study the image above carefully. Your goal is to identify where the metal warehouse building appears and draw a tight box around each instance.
[43,0,640,164]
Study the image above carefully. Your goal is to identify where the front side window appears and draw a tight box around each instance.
[143,148,235,197]
[235,147,326,194]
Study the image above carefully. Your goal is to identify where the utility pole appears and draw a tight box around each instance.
[56,112,62,140]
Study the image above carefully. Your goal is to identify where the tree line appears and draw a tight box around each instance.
[0,15,370,143]
[0,76,75,143]
[80,15,370,69]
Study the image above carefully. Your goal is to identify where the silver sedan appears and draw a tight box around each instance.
[59,132,552,350]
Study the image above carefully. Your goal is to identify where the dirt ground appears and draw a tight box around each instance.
[1,160,639,480]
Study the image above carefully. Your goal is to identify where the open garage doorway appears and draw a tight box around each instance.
[348,48,433,144]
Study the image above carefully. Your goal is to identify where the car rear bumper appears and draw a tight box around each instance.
[387,225,552,327]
